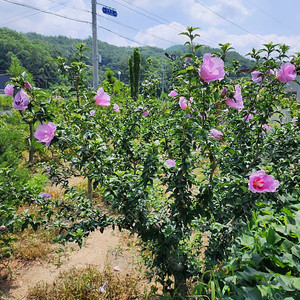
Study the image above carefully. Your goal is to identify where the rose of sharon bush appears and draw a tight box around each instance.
[248,170,279,193]
[34,122,57,146]
[276,62,297,83]
[210,129,223,140]
[95,88,110,106]
[165,159,176,168]
[24,81,32,90]
[13,89,30,110]
[226,84,244,109]
[179,97,188,111]
[40,193,51,200]
[251,71,262,83]
[168,90,178,98]
[4,84,14,96]
[179,97,193,111]
[113,104,120,112]
[199,53,225,82]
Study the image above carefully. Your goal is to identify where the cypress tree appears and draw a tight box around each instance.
[128,48,141,100]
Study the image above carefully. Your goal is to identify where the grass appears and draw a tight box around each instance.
[12,227,58,261]
[27,265,145,300]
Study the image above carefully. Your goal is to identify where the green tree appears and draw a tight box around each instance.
[129,48,141,100]
[7,53,33,83]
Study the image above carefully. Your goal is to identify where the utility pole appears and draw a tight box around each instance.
[92,0,99,90]
[89,0,98,200]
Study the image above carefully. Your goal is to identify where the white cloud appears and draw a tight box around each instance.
[134,22,187,48]
[200,27,300,55]
[0,0,91,38]
[218,0,253,18]
[181,0,254,26]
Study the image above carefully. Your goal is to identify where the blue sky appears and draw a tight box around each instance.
[1,0,300,55]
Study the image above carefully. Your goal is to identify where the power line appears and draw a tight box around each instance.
[98,25,145,46]
[97,1,218,48]
[113,0,186,32]
[0,0,148,47]
[97,14,176,47]
[0,0,71,26]
[42,0,182,47]
[245,0,298,35]
[194,0,268,43]
[1,0,219,50]
[46,0,90,14]
[99,0,181,33]
[1,0,91,24]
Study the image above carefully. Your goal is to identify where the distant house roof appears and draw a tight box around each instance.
[0,74,10,91]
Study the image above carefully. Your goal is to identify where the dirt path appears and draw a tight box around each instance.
[3,228,138,299]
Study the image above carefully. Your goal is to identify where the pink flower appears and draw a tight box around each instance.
[251,71,262,83]
[226,84,244,109]
[4,84,14,96]
[34,122,57,146]
[0,225,6,230]
[198,113,207,120]
[221,88,227,97]
[99,280,108,293]
[276,62,296,83]
[40,193,51,201]
[135,106,148,116]
[165,159,176,168]
[248,170,279,193]
[245,114,253,122]
[210,129,223,140]
[24,81,32,90]
[95,88,110,106]
[113,104,120,112]
[13,89,30,110]
[168,90,178,98]
[244,110,256,122]
[262,124,271,130]
[292,117,298,122]
[179,97,188,110]
[89,110,95,116]
[185,57,191,62]
[199,53,225,82]
[113,266,121,272]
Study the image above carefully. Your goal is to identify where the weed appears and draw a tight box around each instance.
[27,265,144,299]
[12,227,57,261]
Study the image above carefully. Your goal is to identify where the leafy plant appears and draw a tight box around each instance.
[221,194,300,299]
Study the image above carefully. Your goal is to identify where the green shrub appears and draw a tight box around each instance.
[220,194,300,299]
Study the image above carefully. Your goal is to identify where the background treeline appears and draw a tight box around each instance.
[0,27,255,89]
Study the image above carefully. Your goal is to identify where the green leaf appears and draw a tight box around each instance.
[291,245,300,259]
[272,275,299,292]
[242,287,262,300]
[267,227,282,245]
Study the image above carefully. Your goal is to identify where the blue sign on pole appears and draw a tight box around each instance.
[102,6,117,17]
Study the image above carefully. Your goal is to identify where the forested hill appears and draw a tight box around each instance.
[0,27,255,88]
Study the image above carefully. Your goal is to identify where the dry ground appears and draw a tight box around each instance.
[1,227,142,299]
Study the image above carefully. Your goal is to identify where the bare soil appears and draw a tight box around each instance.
[1,228,140,300]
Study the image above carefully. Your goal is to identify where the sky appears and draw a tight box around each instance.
[1,0,300,56]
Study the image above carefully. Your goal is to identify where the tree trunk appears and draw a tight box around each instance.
[88,178,93,200]
[174,272,188,299]
[28,122,34,166]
